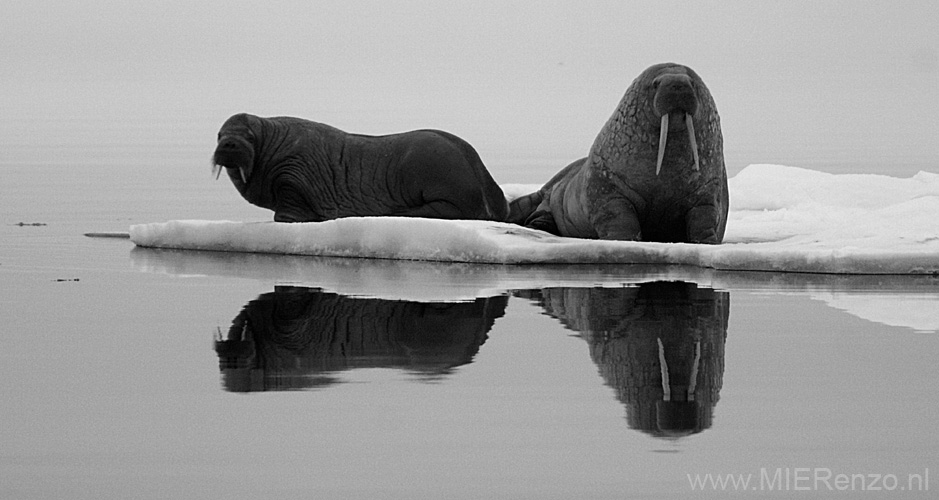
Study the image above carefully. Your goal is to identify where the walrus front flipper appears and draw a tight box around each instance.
[506,191,544,226]
[685,204,726,244]
[524,208,560,236]
[590,196,643,241]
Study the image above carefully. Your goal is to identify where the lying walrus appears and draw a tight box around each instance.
[212,113,509,222]
[510,63,728,243]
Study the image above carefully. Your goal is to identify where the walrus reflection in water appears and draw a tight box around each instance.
[510,63,728,243]
[212,113,510,223]
[518,281,728,437]
[214,286,507,392]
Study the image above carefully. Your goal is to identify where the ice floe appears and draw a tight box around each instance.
[130,164,939,275]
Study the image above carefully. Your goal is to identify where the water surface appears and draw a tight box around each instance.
[2,155,937,497]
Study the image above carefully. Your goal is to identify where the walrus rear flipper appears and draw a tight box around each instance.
[524,209,560,236]
[506,191,544,226]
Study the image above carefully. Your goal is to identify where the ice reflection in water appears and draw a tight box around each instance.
[215,286,507,391]
[518,282,728,438]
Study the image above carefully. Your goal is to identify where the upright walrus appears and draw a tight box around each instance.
[511,63,728,243]
[212,113,509,223]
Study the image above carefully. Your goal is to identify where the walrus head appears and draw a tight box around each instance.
[651,70,701,176]
[212,113,258,191]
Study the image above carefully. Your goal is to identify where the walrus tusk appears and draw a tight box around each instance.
[657,337,671,401]
[686,113,699,171]
[687,341,701,401]
[212,164,248,184]
[656,114,668,176]
[239,167,248,184]
[656,113,700,175]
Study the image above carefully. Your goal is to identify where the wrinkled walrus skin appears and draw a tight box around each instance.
[510,63,728,243]
[212,113,509,223]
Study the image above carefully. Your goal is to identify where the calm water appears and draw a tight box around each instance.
[2,119,938,500]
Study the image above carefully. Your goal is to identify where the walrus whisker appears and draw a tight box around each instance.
[656,114,668,176]
[686,113,699,171]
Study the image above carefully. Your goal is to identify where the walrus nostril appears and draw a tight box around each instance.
[217,139,239,150]
[653,74,698,116]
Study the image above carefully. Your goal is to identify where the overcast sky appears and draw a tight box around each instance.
[2,1,937,175]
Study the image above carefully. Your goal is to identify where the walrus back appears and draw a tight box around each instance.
[427,130,510,221]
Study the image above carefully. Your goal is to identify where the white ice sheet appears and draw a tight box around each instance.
[131,164,939,275]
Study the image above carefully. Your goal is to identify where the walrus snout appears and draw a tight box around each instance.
[652,74,700,176]
[212,135,254,184]
[653,74,697,117]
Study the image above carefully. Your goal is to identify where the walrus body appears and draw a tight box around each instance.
[510,63,728,243]
[212,114,509,223]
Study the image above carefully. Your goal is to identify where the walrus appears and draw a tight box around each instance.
[510,63,728,243]
[212,113,509,223]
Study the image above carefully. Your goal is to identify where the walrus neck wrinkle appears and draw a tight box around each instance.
[250,120,298,207]
[258,122,296,181]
